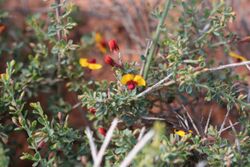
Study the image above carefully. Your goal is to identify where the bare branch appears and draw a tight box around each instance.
[204,108,213,135]
[136,73,173,98]
[140,40,153,76]
[220,122,239,133]
[219,109,231,135]
[72,102,81,110]
[120,130,155,167]
[208,61,250,71]
[141,116,165,121]
[94,118,119,167]
[183,105,200,136]
[137,126,146,141]
[85,127,97,162]
[229,120,241,152]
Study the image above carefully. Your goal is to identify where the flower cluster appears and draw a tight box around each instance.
[80,38,146,138]
[79,37,146,90]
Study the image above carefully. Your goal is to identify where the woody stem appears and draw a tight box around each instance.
[143,0,171,79]
[55,0,62,95]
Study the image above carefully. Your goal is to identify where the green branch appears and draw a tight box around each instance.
[143,0,172,79]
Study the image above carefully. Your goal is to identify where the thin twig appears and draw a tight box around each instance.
[138,61,250,100]
[247,87,250,103]
[143,0,172,79]
[204,108,213,135]
[229,120,241,152]
[120,130,155,167]
[136,73,172,98]
[176,113,189,130]
[118,52,123,65]
[137,126,146,141]
[208,61,250,71]
[85,127,97,162]
[141,116,165,121]
[94,118,119,167]
[72,102,81,110]
[138,61,250,98]
[245,64,250,71]
[154,61,250,94]
[55,0,62,41]
[140,40,153,76]
[219,109,231,135]
[55,0,62,94]
[220,122,239,133]
[183,105,200,135]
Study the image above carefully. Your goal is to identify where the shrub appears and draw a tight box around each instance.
[0,0,249,166]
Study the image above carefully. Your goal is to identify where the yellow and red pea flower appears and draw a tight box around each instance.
[174,129,192,137]
[108,39,119,52]
[95,33,108,54]
[229,51,248,62]
[79,58,102,70]
[121,74,146,90]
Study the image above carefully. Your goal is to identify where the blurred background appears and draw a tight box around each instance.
[1,0,250,77]
[1,0,250,166]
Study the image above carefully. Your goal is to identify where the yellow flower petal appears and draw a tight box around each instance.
[174,130,186,137]
[95,33,102,43]
[79,58,89,67]
[88,63,102,70]
[97,44,107,54]
[133,75,146,86]
[121,74,135,85]
[229,52,248,62]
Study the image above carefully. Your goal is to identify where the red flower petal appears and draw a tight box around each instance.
[104,55,115,66]
[127,80,137,90]
[98,127,106,137]
[87,58,96,64]
[89,107,96,114]
[108,39,119,52]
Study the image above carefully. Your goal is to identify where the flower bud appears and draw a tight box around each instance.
[108,39,119,52]
[104,55,115,66]
[88,107,96,114]
[0,24,6,34]
[98,127,106,137]
[104,55,122,68]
